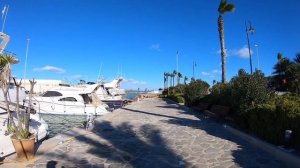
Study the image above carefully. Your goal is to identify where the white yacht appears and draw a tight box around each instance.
[31,85,110,115]
[92,83,124,109]
[104,77,126,98]
[77,79,125,109]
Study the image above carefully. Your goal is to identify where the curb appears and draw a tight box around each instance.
[225,125,300,168]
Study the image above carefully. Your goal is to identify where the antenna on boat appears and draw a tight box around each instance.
[23,38,30,81]
[1,5,9,33]
[97,62,103,83]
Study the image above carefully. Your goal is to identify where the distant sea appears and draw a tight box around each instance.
[125,93,140,100]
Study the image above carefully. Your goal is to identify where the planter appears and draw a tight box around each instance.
[11,134,36,161]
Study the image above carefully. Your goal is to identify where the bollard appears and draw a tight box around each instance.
[284,130,292,149]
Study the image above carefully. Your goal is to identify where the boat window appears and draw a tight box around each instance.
[42,91,63,97]
[58,97,77,102]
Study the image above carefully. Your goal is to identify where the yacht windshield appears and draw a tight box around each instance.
[42,91,63,97]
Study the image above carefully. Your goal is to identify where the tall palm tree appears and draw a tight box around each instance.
[218,0,235,83]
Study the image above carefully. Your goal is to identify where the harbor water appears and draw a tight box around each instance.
[43,93,139,138]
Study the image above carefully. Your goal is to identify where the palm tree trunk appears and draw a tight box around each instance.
[172,77,175,87]
[218,15,226,83]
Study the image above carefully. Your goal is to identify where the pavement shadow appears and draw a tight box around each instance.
[157,99,288,168]
[39,120,187,167]
[88,120,186,167]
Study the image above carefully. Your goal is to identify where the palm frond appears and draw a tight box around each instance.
[224,4,235,12]
[0,54,19,69]
[294,53,300,63]
[218,0,235,14]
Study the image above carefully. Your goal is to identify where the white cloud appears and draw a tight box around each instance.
[149,43,160,51]
[216,45,253,59]
[201,69,221,76]
[70,74,83,80]
[33,65,65,74]
[123,78,146,85]
[231,45,253,58]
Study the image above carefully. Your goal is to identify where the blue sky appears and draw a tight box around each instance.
[1,0,300,90]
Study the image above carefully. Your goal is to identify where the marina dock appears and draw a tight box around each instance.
[1,97,293,167]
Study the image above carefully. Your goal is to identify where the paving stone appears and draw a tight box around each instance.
[3,98,288,168]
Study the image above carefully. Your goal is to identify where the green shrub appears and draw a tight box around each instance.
[184,79,210,106]
[162,89,168,95]
[247,95,300,150]
[168,94,185,103]
[230,69,271,113]
[209,83,233,106]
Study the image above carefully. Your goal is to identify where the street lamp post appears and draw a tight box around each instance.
[176,51,179,85]
[245,20,255,74]
[193,61,196,79]
[254,44,259,70]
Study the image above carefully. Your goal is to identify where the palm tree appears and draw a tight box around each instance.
[218,0,235,83]
[287,54,300,94]
[272,53,292,91]
[170,73,175,87]
[173,70,177,86]
[163,72,167,89]
[294,53,300,63]
[184,76,188,85]
[0,54,19,134]
[178,72,182,84]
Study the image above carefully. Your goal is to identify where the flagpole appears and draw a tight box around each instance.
[1,5,9,32]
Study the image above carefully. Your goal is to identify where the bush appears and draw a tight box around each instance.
[247,95,300,150]
[162,89,168,95]
[168,94,185,103]
[230,69,271,113]
[184,79,210,106]
[209,83,233,107]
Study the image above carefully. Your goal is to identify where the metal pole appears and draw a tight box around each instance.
[1,5,9,33]
[176,51,179,85]
[193,61,195,79]
[245,21,253,74]
[23,38,30,80]
[255,44,259,70]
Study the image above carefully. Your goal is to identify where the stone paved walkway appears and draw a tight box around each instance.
[2,98,288,168]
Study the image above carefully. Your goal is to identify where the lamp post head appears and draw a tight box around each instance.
[249,24,255,34]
